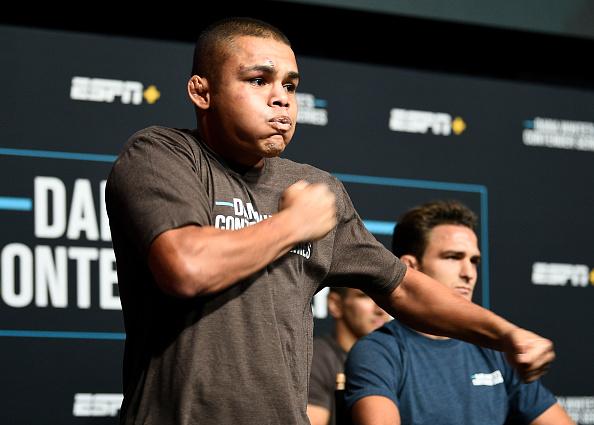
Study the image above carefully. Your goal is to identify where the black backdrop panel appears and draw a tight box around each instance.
[1,25,593,424]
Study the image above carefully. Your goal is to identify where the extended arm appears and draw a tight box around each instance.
[373,268,555,382]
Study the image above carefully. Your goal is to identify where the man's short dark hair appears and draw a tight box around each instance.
[392,200,478,259]
[191,17,291,84]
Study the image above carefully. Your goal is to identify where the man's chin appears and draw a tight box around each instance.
[262,140,287,157]
[460,293,474,302]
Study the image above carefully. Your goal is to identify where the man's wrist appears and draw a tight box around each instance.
[494,321,520,352]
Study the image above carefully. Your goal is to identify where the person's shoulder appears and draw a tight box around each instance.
[130,125,176,139]
[347,321,404,372]
[354,320,402,351]
[269,158,350,204]
[113,126,203,166]
[125,125,197,150]
[372,319,405,339]
[271,157,335,184]
[313,333,335,348]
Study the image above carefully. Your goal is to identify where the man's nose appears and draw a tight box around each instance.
[270,82,290,108]
[460,260,477,282]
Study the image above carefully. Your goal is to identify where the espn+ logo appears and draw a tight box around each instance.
[73,393,123,417]
[70,76,160,105]
[532,262,594,287]
[389,108,466,136]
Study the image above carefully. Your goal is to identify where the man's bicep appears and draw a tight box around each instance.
[352,396,400,425]
[148,224,219,297]
[345,339,402,413]
[107,135,210,257]
[346,341,403,425]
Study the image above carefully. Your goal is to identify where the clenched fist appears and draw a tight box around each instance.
[503,327,555,382]
[279,180,337,242]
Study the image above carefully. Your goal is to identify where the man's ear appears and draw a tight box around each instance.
[327,291,343,320]
[400,254,420,270]
[188,75,210,109]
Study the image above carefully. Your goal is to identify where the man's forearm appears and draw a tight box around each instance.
[148,180,337,298]
[375,268,517,351]
[149,210,303,297]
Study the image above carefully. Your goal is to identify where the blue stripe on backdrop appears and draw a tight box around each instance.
[0,330,126,340]
[0,197,32,211]
[363,220,396,235]
[0,147,117,163]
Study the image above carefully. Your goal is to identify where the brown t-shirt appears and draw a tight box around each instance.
[106,126,406,425]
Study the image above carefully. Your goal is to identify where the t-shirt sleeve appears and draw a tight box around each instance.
[344,334,401,410]
[308,340,336,409]
[324,178,406,294]
[503,357,557,424]
[106,128,211,257]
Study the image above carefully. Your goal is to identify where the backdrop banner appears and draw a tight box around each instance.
[1,25,592,424]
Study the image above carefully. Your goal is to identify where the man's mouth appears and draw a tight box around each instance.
[455,287,471,297]
[269,116,293,132]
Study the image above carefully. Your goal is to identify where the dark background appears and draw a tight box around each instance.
[1,3,593,424]
[3,1,594,90]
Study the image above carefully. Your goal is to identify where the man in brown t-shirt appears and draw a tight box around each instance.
[106,17,556,425]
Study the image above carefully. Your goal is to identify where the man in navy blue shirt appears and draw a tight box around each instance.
[345,201,574,425]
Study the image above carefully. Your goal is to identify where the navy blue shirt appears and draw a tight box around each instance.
[345,320,556,425]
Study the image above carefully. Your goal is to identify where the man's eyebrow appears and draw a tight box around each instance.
[440,250,481,258]
[239,65,300,80]
[441,250,464,255]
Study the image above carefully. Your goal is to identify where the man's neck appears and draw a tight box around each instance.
[197,128,265,173]
[335,323,357,352]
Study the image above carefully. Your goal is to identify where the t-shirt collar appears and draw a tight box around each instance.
[189,128,268,182]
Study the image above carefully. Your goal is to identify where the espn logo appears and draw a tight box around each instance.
[389,108,466,136]
[531,262,591,287]
[70,77,160,105]
[73,393,123,417]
